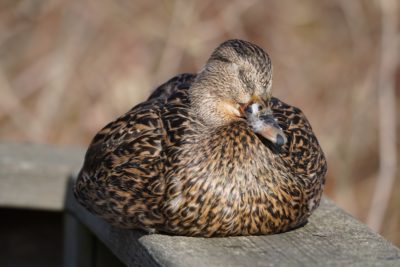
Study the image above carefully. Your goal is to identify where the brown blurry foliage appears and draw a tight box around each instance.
[0,0,399,245]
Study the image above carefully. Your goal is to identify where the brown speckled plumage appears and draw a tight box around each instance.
[74,39,327,237]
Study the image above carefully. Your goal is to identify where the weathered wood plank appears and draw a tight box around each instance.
[64,212,125,267]
[66,177,400,267]
[66,176,161,267]
[0,142,85,210]
[64,212,95,267]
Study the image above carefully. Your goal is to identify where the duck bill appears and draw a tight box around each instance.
[241,99,287,147]
[248,114,287,146]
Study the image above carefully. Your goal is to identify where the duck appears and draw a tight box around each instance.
[74,39,327,237]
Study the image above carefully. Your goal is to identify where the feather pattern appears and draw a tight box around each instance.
[75,40,327,237]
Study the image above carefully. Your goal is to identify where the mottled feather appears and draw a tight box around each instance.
[75,40,327,237]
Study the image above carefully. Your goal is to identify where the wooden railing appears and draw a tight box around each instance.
[1,142,399,267]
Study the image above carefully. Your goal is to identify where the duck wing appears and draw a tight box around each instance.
[74,73,196,230]
[271,97,327,179]
[148,73,196,102]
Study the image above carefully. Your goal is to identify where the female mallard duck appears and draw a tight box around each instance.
[75,39,327,237]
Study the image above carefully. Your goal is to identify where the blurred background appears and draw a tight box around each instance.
[0,0,399,260]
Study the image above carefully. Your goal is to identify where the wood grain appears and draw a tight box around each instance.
[66,176,400,267]
[0,142,85,210]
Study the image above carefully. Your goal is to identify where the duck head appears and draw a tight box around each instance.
[190,39,287,146]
